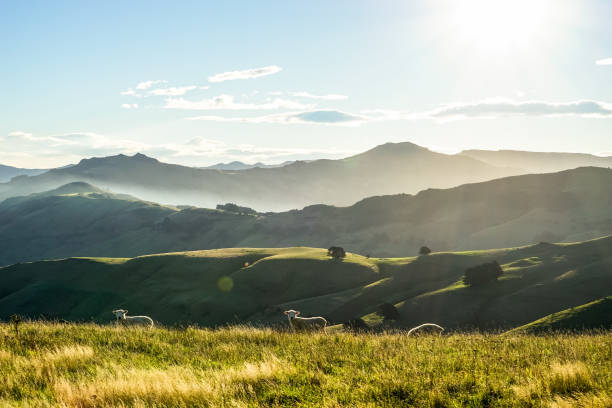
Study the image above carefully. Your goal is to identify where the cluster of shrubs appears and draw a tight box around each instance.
[463,261,503,286]
[216,203,257,215]
[327,246,346,259]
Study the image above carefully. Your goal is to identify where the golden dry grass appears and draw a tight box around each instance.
[0,323,609,407]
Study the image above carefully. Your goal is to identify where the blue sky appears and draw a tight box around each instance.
[1,0,612,167]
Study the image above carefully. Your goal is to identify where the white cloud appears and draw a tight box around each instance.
[164,94,313,110]
[8,131,34,139]
[208,65,282,83]
[148,86,197,96]
[595,58,612,65]
[183,98,612,127]
[121,103,139,109]
[2,131,353,168]
[186,110,367,126]
[290,91,348,100]
[120,88,139,97]
[428,98,612,119]
[136,80,167,90]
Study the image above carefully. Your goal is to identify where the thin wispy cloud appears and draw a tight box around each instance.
[184,99,612,127]
[428,99,612,119]
[3,131,352,167]
[149,86,198,96]
[120,88,139,97]
[595,58,612,65]
[164,94,313,110]
[135,80,167,90]
[187,110,366,126]
[208,65,282,82]
[290,91,348,100]
[120,103,139,109]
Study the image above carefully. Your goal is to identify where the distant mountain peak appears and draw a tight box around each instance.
[74,152,158,168]
[347,141,430,161]
[132,152,157,161]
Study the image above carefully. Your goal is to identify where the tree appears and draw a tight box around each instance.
[378,302,400,321]
[216,203,257,215]
[463,261,503,287]
[327,246,346,259]
[419,246,432,256]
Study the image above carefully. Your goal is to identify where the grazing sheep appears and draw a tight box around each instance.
[284,310,327,332]
[112,309,154,328]
[407,323,444,336]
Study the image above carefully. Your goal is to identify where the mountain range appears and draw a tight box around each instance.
[0,143,519,211]
[2,142,611,211]
[1,166,611,266]
[460,149,612,173]
[203,160,295,170]
[0,164,48,182]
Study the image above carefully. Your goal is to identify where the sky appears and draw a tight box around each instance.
[1,0,612,168]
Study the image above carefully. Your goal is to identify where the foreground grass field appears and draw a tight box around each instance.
[0,323,610,407]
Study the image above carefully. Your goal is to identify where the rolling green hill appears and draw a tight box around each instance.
[1,167,612,265]
[510,296,612,333]
[1,236,610,330]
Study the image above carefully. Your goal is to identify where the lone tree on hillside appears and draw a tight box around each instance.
[328,246,346,259]
[216,203,257,215]
[463,261,503,287]
[419,246,432,256]
[378,302,400,321]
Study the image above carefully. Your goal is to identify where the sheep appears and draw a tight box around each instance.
[283,309,327,332]
[112,309,154,328]
[407,323,444,336]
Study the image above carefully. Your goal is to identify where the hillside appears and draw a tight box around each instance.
[0,142,520,210]
[1,167,612,265]
[510,296,612,333]
[1,236,610,330]
[460,149,612,173]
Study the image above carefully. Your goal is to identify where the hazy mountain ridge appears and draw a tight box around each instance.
[203,160,295,170]
[0,142,521,211]
[1,167,611,266]
[460,149,612,173]
[0,163,48,182]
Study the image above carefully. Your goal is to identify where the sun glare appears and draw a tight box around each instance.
[445,0,554,53]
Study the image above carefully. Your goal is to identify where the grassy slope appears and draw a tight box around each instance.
[1,236,611,330]
[0,323,610,407]
[510,296,612,333]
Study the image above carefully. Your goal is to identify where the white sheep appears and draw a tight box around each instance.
[407,323,444,336]
[112,309,154,328]
[283,309,327,332]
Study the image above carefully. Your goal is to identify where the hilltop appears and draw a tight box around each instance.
[1,235,610,330]
[1,166,611,265]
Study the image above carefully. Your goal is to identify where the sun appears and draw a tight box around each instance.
[444,0,554,54]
